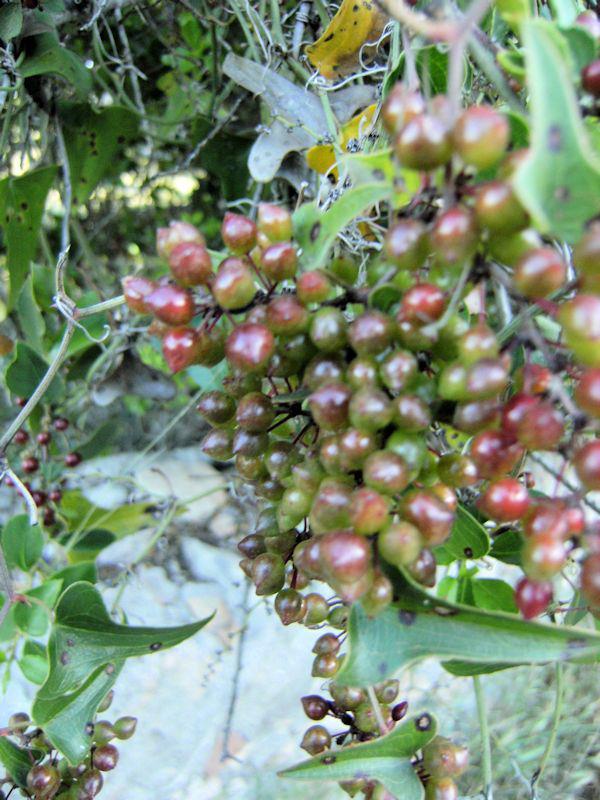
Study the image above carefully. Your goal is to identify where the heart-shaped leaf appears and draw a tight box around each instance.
[32,582,213,762]
[1,514,43,571]
[281,714,436,799]
[5,342,64,403]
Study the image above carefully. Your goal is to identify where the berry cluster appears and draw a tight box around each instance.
[122,79,600,795]
[0,694,135,800]
[5,406,82,529]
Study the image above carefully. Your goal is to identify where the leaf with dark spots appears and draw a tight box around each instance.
[336,571,600,686]
[280,714,436,799]
[32,582,213,763]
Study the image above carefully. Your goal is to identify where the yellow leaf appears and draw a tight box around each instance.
[306,0,388,80]
[306,105,377,179]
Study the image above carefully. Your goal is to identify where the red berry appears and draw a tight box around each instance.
[13,428,29,445]
[582,59,600,97]
[384,219,427,270]
[576,11,600,39]
[21,456,39,474]
[31,490,47,507]
[53,417,69,431]
[156,220,204,259]
[212,256,257,310]
[36,431,51,445]
[522,532,566,581]
[221,212,257,254]
[470,430,524,478]
[514,247,566,298]
[515,401,564,450]
[261,242,298,282]
[479,478,530,522]
[515,577,553,619]
[575,369,600,417]
[453,106,510,170]
[319,530,371,583]
[168,241,212,286]
[399,283,445,324]
[296,270,332,304]
[309,382,352,431]
[402,490,455,545]
[65,452,82,467]
[265,295,308,335]
[15,396,28,407]
[146,284,195,326]
[162,327,201,373]
[573,440,600,490]
[257,203,292,242]
[93,743,120,772]
[382,85,426,133]
[501,393,539,437]
[225,323,275,373]
[430,206,478,266]
[122,275,157,313]
[49,489,62,503]
[581,553,600,609]
[394,114,452,171]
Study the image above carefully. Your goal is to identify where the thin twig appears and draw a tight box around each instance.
[54,118,72,256]
[366,685,388,736]
[375,0,457,41]
[221,581,251,762]
[530,664,564,799]
[474,675,494,800]
[447,0,494,123]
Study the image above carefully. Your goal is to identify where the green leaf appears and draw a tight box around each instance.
[433,505,490,565]
[60,491,154,538]
[61,104,138,204]
[0,166,57,304]
[496,0,530,31]
[19,640,49,685]
[280,714,436,799]
[489,529,523,565]
[294,183,391,271]
[70,529,116,560]
[32,582,213,762]
[5,342,64,403]
[21,33,92,99]
[336,575,600,686]
[77,422,119,460]
[51,562,97,589]
[16,275,46,353]
[14,580,63,637]
[0,738,32,787]
[1,514,43,571]
[0,2,23,40]
[559,25,598,74]
[471,578,518,613]
[512,19,600,243]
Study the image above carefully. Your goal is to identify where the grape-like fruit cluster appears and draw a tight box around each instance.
[123,81,600,796]
[0,694,135,800]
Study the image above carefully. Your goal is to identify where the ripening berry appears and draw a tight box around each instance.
[581,553,600,610]
[225,323,275,373]
[479,478,530,522]
[338,428,377,471]
[168,241,212,286]
[309,382,352,431]
[13,428,28,445]
[319,530,371,583]
[422,736,469,779]
[303,593,330,625]
[275,588,306,625]
[573,440,600,490]
[361,572,393,616]
[513,247,567,298]
[515,401,564,451]
[156,220,204,259]
[381,84,426,133]
[400,283,445,324]
[430,206,478,267]
[384,219,428,270]
[146,284,195,326]
[65,452,82,467]
[470,430,524,479]
[582,59,600,97]
[237,534,266,559]
[453,106,510,170]
[394,114,453,170]
[251,552,285,595]
[380,349,417,393]
[363,450,410,494]
[37,431,52,446]
[26,764,61,798]
[197,391,235,425]
[162,327,200,373]
[309,307,347,351]
[211,257,256,310]
[309,479,352,532]
[261,242,298,282]
[348,310,394,355]
[515,577,553,619]
[457,323,499,366]
[221,212,257,254]
[266,295,308,335]
[349,387,393,432]
[393,394,431,431]
[378,521,422,567]
[113,716,137,740]
[301,695,329,720]
[22,456,40,474]
[474,181,528,234]
[296,270,332,304]
[402,490,455,545]
[257,203,292,242]
[558,294,600,367]
[300,725,331,755]
[522,532,566,581]
[122,275,157,313]
[425,778,459,800]
[575,369,600,417]
[236,392,275,432]
[573,222,600,294]
[465,357,509,399]
[54,416,69,431]
[350,487,390,535]
[93,743,119,772]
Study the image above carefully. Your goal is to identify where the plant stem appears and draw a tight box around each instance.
[367,685,388,735]
[473,675,494,800]
[530,663,564,799]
